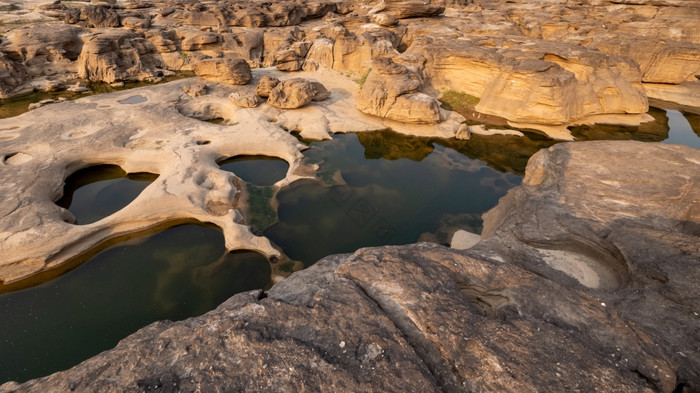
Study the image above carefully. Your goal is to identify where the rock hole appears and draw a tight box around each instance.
[55,164,158,225]
[118,95,148,105]
[0,225,270,382]
[196,140,211,145]
[3,152,33,165]
[218,155,289,186]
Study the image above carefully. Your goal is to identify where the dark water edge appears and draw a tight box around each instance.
[0,225,271,384]
[0,72,194,119]
[0,102,697,384]
[56,165,158,225]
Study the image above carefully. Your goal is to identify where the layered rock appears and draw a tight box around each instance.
[407,35,649,129]
[2,141,697,393]
[192,56,252,85]
[78,29,165,83]
[267,78,329,109]
[356,58,441,124]
[478,141,700,389]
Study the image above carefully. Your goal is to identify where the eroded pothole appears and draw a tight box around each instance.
[55,164,158,225]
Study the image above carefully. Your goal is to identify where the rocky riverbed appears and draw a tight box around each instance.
[0,0,699,392]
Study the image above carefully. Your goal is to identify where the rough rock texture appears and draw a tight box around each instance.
[356,58,441,124]
[2,141,697,392]
[0,77,313,289]
[267,78,329,109]
[192,56,252,85]
[78,29,165,83]
[0,68,468,286]
[478,141,700,390]
[229,90,260,108]
[255,75,280,97]
[1,0,698,128]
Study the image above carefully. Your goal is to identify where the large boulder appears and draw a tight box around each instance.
[254,75,280,97]
[407,35,649,127]
[356,58,441,124]
[478,141,700,390]
[192,56,252,85]
[267,78,329,109]
[372,0,445,19]
[77,29,164,83]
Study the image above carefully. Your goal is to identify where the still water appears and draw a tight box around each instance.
[0,106,697,384]
[0,225,271,383]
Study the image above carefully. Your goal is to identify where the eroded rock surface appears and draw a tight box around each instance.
[1,141,697,393]
[1,0,698,132]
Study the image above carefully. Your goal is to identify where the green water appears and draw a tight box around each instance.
[56,165,158,225]
[0,225,271,383]
[263,131,523,265]
[0,73,194,119]
[1,104,697,384]
[219,156,289,186]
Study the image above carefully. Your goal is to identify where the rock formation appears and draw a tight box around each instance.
[192,56,252,85]
[2,141,697,393]
[1,0,697,130]
[267,78,329,109]
[356,58,442,124]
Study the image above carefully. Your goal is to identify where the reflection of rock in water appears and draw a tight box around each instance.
[357,130,434,161]
[356,129,556,175]
[685,112,700,137]
[437,133,557,176]
[433,213,484,244]
[570,107,670,142]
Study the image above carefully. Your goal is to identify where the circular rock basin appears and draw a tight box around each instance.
[56,165,158,225]
[0,224,271,384]
[218,155,289,186]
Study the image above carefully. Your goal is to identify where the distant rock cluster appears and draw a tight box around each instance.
[0,0,697,130]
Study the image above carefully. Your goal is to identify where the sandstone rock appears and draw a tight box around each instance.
[407,35,649,127]
[275,41,312,71]
[254,75,280,97]
[371,12,399,27]
[267,78,328,109]
[450,229,480,249]
[229,91,260,108]
[2,229,691,391]
[182,81,207,97]
[356,58,441,124]
[80,5,121,28]
[121,16,151,29]
[192,56,251,85]
[78,29,164,83]
[479,141,700,390]
[381,0,445,19]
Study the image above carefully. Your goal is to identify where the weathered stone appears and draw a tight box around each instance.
[254,75,280,97]
[356,58,441,124]
[182,81,207,97]
[478,141,700,390]
[192,56,252,85]
[80,5,121,28]
[267,78,328,109]
[78,29,164,83]
[229,90,260,108]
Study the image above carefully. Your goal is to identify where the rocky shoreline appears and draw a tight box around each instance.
[0,0,699,391]
[1,141,697,392]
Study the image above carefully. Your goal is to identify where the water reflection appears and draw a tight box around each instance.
[56,165,158,225]
[663,110,700,149]
[264,132,521,265]
[219,156,289,186]
[0,225,270,384]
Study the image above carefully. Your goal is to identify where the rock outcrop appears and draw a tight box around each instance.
[2,141,697,393]
[192,56,252,85]
[356,58,441,124]
[267,78,329,109]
